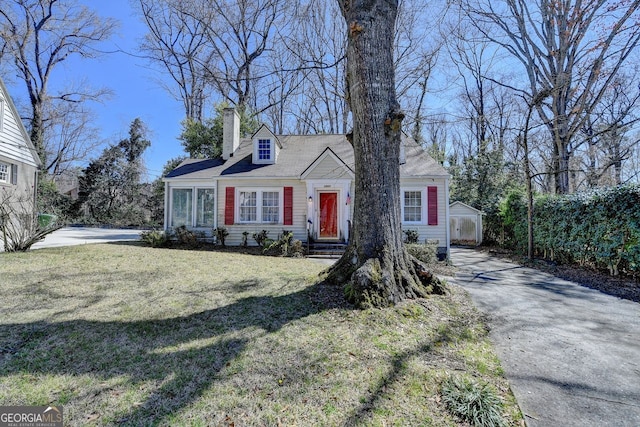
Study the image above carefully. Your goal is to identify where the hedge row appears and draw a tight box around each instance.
[492,185,640,276]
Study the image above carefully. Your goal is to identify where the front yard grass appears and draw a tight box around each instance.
[0,243,521,426]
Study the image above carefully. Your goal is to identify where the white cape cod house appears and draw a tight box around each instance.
[163,109,450,257]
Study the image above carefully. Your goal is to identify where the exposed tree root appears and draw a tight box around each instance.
[327,245,447,309]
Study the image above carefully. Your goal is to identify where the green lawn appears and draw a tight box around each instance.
[0,243,521,426]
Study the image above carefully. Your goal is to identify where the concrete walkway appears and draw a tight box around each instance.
[451,247,640,427]
[30,227,143,249]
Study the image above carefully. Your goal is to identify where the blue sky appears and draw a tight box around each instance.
[6,0,186,180]
[83,0,185,180]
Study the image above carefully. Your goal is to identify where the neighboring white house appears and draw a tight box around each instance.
[163,108,451,257]
[449,201,483,245]
[0,75,41,248]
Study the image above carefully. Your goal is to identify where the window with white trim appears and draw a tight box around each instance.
[258,139,271,161]
[402,190,423,223]
[239,191,257,222]
[171,187,216,228]
[171,188,193,227]
[196,188,215,227]
[0,162,9,184]
[238,189,281,223]
[262,191,279,222]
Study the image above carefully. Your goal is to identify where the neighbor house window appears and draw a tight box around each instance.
[258,139,271,160]
[239,191,257,222]
[0,162,9,184]
[403,190,422,223]
[238,189,281,223]
[196,188,215,227]
[171,188,193,227]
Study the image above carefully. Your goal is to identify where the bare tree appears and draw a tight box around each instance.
[0,0,117,170]
[576,76,640,188]
[462,0,640,193]
[42,99,103,176]
[327,0,444,308]
[138,0,211,122]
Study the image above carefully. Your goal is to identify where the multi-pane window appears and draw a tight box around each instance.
[238,189,281,223]
[258,139,271,160]
[196,188,215,227]
[0,162,9,183]
[239,191,257,222]
[403,191,422,222]
[262,191,279,223]
[171,188,193,227]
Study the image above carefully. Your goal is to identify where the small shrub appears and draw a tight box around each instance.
[241,231,250,247]
[252,230,270,247]
[263,230,304,257]
[172,225,200,248]
[441,375,506,427]
[214,227,229,246]
[403,229,420,244]
[290,239,305,257]
[406,242,438,264]
[140,229,170,248]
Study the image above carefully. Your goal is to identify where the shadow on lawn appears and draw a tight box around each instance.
[0,280,349,425]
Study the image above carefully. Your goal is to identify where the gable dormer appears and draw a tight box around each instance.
[252,124,281,165]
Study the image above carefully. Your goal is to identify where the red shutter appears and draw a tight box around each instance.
[427,186,438,225]
[283,186,293,225]
[225,187,235,225]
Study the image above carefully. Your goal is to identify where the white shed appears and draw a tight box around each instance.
[449,201,483,245]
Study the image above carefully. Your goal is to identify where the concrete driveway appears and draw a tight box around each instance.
[30,227,143,249]
[451,247,640,427]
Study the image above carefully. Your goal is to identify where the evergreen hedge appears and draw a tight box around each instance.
[490,185,640,276]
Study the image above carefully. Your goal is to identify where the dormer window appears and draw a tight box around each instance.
[258,139,272,161]
[251,124,280,165]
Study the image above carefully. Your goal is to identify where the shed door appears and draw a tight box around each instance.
[319,192,338,239]
[450,216,477,243]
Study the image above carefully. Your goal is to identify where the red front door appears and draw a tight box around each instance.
[319,192,338,239]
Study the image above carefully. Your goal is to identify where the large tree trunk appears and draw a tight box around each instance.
[327,0,445,308]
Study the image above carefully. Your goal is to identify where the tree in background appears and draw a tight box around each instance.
[78,119,151,225]
[0,0,116,171]
[327,0,445,308]
[179,103,259,159]
[461,0,640,194]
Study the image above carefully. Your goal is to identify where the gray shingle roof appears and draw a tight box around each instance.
[164,134,448,180]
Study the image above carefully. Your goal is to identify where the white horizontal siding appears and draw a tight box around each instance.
[218,179,308,245]
[400,178,448,249]
[0,85,38,167]
[304,155,351,180]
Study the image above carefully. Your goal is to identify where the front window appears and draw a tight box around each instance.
[258,139,271,160]
[262,191,279,223]
[238,189,281,223]
[403,191,422,222]
[196,188,215,227]
[239,191,257,222]
[171,188,193,227]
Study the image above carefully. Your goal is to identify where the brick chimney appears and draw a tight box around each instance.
[222,108,240,160]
